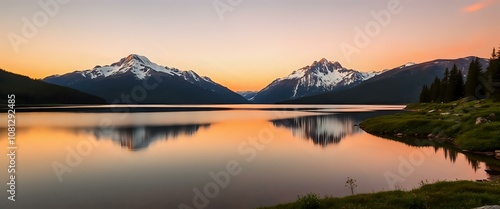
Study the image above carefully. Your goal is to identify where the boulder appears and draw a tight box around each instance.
[487,113,496,120]
[475,117,490,125]
[462,96,475,102]
[485,169,500,175]
[396,133,403,137]
[472,206,500,209]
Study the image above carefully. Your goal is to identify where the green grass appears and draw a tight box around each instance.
[258,180,500,209]
[360,99,500,151]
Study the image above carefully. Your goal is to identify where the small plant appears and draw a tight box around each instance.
[418,179,429,187]
[296,193,320,209]
[345,177,357,195]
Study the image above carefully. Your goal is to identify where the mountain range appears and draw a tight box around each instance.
[1,54,488,105]
[281,56,488,104]
[43,54,248,104]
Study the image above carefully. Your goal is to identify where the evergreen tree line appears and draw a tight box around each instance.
[419,46,500,103]
[419,64,464,103]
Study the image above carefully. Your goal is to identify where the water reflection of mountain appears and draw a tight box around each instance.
[86,124,210,151]
[272,114,363,147]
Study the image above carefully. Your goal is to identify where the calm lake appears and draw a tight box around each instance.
[0,105,494,209]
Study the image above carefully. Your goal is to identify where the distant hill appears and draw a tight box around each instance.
[237,91,258,101]
[281,57,488,104]
[43,54,248,104]
[0,69,106,105]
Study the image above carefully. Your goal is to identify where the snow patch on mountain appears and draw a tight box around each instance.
[237,91,258,101]
[400,62,416,68]
[181,70,209,82]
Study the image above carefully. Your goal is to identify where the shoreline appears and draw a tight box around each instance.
[258,179,500,209]
[0,104,405,113]
[359,99,500,152]
[360,130,500,160]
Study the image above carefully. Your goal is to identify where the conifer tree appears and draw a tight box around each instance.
[486,48,497,77]
[419,85,430,102]
[465,57,482,98]
[439,68,450,102]
[447,64,464,101]
[429,76,441,102]
[488,47,500,97]
[456,70,465,99]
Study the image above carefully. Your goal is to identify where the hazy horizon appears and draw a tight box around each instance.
[1,0,499,91]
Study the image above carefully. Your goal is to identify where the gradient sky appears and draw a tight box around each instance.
[1,0,499,91]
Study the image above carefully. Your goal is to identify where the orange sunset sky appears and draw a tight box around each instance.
[1,0,499,91]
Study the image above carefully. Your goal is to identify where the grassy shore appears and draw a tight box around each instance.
[360,99,500,152]
[257,180,500,209]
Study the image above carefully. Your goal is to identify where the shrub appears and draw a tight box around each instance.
[297,193,320,209]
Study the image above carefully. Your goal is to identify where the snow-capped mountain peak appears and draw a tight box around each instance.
[252,58,383,103]
[47,54,222,92]
[318,58,329,64]
[279,58,375,87]
[75,54,191,80]
[109,54,153,70]
[309,58,343,69]
[281,58,343,81]
[118,54,152,65]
